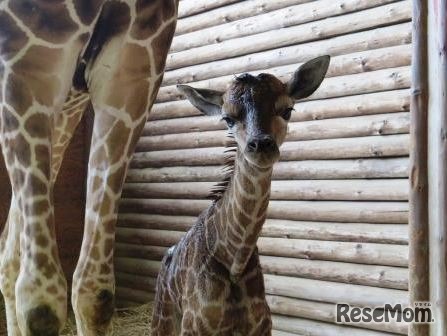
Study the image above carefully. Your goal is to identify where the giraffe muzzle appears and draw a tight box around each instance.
[245,135,280,167]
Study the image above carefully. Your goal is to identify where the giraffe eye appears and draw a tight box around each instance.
[281,107,294,120]
[222,116,236,127]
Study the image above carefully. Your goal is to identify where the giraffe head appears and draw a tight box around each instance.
[178,55,330,168]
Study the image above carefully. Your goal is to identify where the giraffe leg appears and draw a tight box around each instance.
[0,107,67,336]
[71,4,176,332]
[71,52,167,336]
[51,90,90,183]
[151,283,178,336]
[70,98,150,335]
[0,40,87,335]
[0,195,22,336]
[0,92,86,336]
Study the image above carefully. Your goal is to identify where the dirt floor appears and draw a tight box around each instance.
[0,295,152,336]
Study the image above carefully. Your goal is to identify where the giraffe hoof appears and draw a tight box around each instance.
[26,305,60,336]
[93,289,115,330]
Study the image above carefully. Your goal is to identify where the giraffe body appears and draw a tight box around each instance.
[0,1,178,335]
[151,56,330,335]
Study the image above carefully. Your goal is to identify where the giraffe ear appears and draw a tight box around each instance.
[287,55,330,100]
[177,84,224,116]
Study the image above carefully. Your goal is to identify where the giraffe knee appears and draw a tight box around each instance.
[26,305,60,336]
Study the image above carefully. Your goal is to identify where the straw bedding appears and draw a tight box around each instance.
[0,295,153,336]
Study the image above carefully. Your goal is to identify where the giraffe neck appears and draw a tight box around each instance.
[206,149,273,278]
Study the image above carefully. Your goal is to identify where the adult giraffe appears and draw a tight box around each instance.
[0,1,178,335]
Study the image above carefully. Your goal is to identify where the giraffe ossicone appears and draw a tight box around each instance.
[0,1,178,335]
[151,55,330,335]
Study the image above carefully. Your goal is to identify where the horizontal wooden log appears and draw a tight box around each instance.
[166,1,411,70]
[267,296,407,334]
[264,274,409,307]
[131,134,409,167]
[146,96,407,135]
[117,214,408,244]
[260,220,408,244]
[159,65,411,105]
[117,213,408,244]
[289,111,409,140]
[115,229,408,266]
[126,165,224,182]
[159,45,411,103]
[266,200,408,224]
[126,158,409,183]
[122,179,409,201]
[148,89,409,121]
[260,256,408,289]
[258,237,408,266]
[119,199,408,224]
[176,0,319,35]
[115,243,167,259]
[293,90,410,122]
[113,247,407,289]
[164,23,411,86]
[118,213,197,231]
[144,115,222,135]
[115,272,157,292]
[115,258,161,277]
[171,0,397,52]
[115,286,154,304]
[138,112,409,151]
[272,314,399,336]
[282,134,409,161]
[178,0,240,18]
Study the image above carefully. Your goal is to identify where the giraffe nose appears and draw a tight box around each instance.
[247,135,277,153]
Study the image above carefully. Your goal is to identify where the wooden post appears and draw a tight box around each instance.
[428,0,447,335]
[409,0,429,335]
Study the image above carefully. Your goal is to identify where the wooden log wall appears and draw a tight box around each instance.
[115,0,412,335]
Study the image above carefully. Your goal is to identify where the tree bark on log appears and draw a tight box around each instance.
[260,256,408,289]
[119,198,408,224]
[148,89,410,122]
[264,275,408,308]
[272,314,400,336]
[122,179,409,201]
[166,1,411,70]
[158,65,411,103]
[131,134,409,168]
[178,0,240,18]
[137,113,409,151]
[159,45,411,103]
[113,247,408,289]
[176,0,317,35]
[126,158,409,183]
[117,214,408,244]
[171,0,398,52]
[427,0,447,334]
[119,198,409,224]
[408,1,429,335]
[115,228,408,266]
[164,23,411,86]
[267,296,407,335]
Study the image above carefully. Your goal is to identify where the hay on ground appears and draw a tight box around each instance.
[1,295,153,336]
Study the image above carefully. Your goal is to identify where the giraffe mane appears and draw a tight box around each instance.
[208,132,237,201]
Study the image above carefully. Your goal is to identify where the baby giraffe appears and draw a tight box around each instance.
[151,56,330,335]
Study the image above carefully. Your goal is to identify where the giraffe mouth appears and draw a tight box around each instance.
[243,146,280,168]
